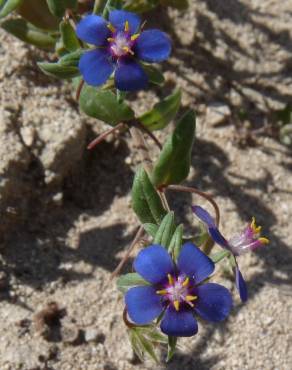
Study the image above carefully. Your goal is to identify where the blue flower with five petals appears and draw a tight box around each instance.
[76,10,171,91]
[125,243,232,337]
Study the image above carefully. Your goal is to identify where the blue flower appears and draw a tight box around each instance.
[125,243,232,337]
[192,205,269,302]
[76,10,171,91]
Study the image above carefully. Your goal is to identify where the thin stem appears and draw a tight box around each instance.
[130,120,162,151]
[93,0,107,14]
[167,185,220,226]
[110,225,145,280]
[167,184,220,255]
[129,126,153,173]
[76,79,85,101]
[87,123,126,150]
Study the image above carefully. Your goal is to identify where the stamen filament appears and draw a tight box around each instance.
[182,277,189,287]
[173,300,180,311]
[131,33,140,41]
[251,217,261,233]
[107,23,116,33]
[167,274,174,285]
[185,295,198,302]
[259,237,269,244]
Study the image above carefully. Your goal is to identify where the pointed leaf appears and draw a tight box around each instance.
[154,212,175,248]
[139,90,181,131]
[123,0,159,13]
[166,336,177,362]
[143,223,158,238]
[132,167,166,224]
[151,110,196,187]
[38,62,80,79]
[46,0,77,17]
[143,64,165,86]
[0,0,23,18]
[60,20,80,52]
[117,273,149,293]
[211,250,230,264]
[1,19,56,49]
[79,85,135,126]
[168,224,183,260]
[134,328,159,363]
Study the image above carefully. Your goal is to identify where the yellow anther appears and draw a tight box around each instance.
[124,21,130,32]
[156,289,167,295]
[251,217,261,233]
[185,295,198,302]
[131,33,140,41]
[259,237,269,244]
[107,23,116,33]
[107,37,115,42]
[167,274,174,285]
[182,277,189,287]
[173,300,180,311]
[123,46,134,55]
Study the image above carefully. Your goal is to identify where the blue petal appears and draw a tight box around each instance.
[135,30,171,63]
[133,245,174,284]
[76,15,109,46]
[109,10,141,33]
[195,283,232,322]
[125,286,163,325]
[192,205,229,249]
[160,306,198,337]
[192,205,216,227]
[177,242,214,284]
[209,227,229,249]
[79,49,114,87]
[115,59,148,91]
[235,267,248,302]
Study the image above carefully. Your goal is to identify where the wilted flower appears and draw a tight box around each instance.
[125,243,232,337]
[192,205,269,302]
[76,10,171,91]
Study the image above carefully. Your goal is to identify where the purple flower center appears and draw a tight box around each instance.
[157,274,198,312]
[107,21,140,59]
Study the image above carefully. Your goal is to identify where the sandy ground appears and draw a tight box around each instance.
[0,1,292,369]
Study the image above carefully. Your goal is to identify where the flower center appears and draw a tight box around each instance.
[107,21,140,58]
[156,274,198,312]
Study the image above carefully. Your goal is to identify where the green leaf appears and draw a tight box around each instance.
[38,50,82,79]
[132,167,166,224]
[151,110,196,187]
[211,250,231,264]
[154,212,175,248]
[0,0,23,18]
[143,223,158,238]
[129,329,144,362]
[123,0,159,13]
[60,20,79,52]
[160,0,188,10]
[1,19,56,49]
[46,0,77,17]
[17,0,59,31]
[143,64,165,86]
[116,273,149,293]
[166,336,177,362]
[140,327,168,344]
[79,85,135,126]
[280,123,292,147]
[132,328,159,363]
[168,224,183,260]
[139,90,181,131]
